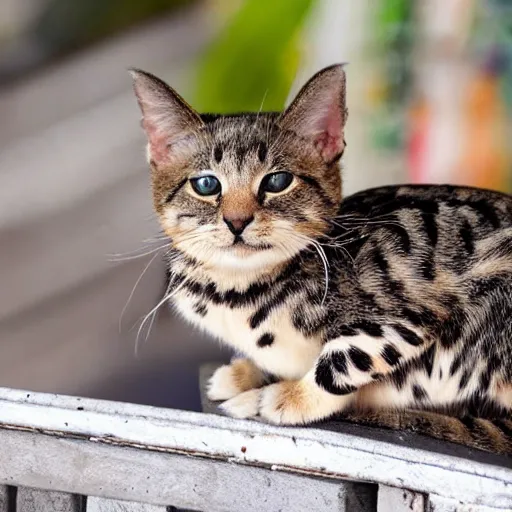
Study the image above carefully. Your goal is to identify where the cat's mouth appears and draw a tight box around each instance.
[230,236,272,251]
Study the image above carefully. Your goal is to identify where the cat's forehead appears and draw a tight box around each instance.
[203,113,279,151]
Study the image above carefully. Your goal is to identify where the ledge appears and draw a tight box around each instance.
[0,375,509,510]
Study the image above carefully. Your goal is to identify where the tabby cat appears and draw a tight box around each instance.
[130,64,512,454]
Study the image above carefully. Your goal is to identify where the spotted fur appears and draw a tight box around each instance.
[131,65,512,454]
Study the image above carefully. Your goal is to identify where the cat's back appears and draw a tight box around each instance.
[340,184,512,226]
[336,184,512,270]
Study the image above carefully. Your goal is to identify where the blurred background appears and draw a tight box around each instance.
[0,0,510,411]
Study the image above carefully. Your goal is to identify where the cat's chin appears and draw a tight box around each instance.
[205,245,291,272]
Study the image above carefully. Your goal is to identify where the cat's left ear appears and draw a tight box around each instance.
[129,68,204,167]
[279,64,348,164]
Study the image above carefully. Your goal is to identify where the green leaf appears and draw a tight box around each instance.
[194,0,315,113]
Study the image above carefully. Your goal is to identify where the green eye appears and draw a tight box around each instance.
[261,172,294,194]
[190,175,221,196]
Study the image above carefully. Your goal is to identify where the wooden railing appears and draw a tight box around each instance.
[0,364,509,511]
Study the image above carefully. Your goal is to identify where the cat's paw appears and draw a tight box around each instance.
[259,380,350,425]
[207,359,265,401]
[220,388,261,418]
[221,381,313,424]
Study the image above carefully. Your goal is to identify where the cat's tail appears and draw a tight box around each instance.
[340,409,512,455]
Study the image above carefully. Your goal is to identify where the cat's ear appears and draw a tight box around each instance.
[279,64,348,164]
[129,68,204,166]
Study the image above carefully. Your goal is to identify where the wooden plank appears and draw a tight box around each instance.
[86,497,166,512]
[0,386,509,509]
[0,487,9,512]
[377,485,424,512]
[0,428,376,512]
[16,488,82,512]
[426,494,505,511]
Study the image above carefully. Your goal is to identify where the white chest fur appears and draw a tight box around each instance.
[173,291,322,380]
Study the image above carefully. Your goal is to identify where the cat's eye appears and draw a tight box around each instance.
[260,172,294,194]
[190,175,221,196]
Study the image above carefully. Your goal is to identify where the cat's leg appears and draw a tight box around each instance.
[207,358,267,401]
[221,323,430,424]
[314,322,431,391]
[221,368,353,423]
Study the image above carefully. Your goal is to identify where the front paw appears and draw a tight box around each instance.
[220,381,317,425]
[259,381,312,425]
[222,381,351,426]
[207,359,265,401]
[220,388,262,418]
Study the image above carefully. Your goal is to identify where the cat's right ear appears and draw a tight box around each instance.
[279,64,348,164]
[129,68,204,167]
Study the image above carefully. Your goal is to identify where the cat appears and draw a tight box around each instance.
[130,64,512,455]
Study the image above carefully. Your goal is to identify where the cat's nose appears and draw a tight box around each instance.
[223,215,254,236]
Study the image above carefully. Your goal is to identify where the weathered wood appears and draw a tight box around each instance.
[0,428,375,512]
[0,487,9,512]
[86,497,167,512]
[426,494,505,512]
[0,386,510,509]
[377,485,424,512]
[16,488,82,512]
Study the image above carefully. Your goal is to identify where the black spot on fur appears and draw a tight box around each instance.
[257,333,274,347]
[249,282,299,328]
[402,307,437,327]
[331,352,348,375]
[458,369,471,391]
[371,247,389,274]
[185,278,271,308]
[479,369,492,392]
[348,346,373,372]
[249,308,270,329]
[421,211,438,247]
[393,324,423,346]
[438,298,464,348]
[176,213,196,220]
[193,302,207,317]
[390,367,408,390]
[494,419,512,439]
[383,222,411,254]
[330,384,357,395]
[418,258,436,281]
[352,321,383,337]
[420,344,436,378]
[412,384,428,401]
[338,325,358,337]
[213,145,223,163]
[470,276,507,299]
[381,344,401,367]
[450,353,464,377]
[315,357,356,395]
[460,220,474,255]
[470,199,501,229]
[257,141,267,162]
[371,196,439,219]
[459,415,476,430]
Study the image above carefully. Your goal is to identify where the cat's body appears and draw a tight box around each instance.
[131,65,512,454]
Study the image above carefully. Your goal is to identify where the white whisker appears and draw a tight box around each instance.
[134,277,187,356]
[119,252,160,334]
[108,243,171,262]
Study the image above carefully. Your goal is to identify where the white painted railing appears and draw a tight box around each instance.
[0,364,509,511]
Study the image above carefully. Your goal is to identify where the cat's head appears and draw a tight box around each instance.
[130,65,347,271]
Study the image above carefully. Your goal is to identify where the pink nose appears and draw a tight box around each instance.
[223,215,254,235]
